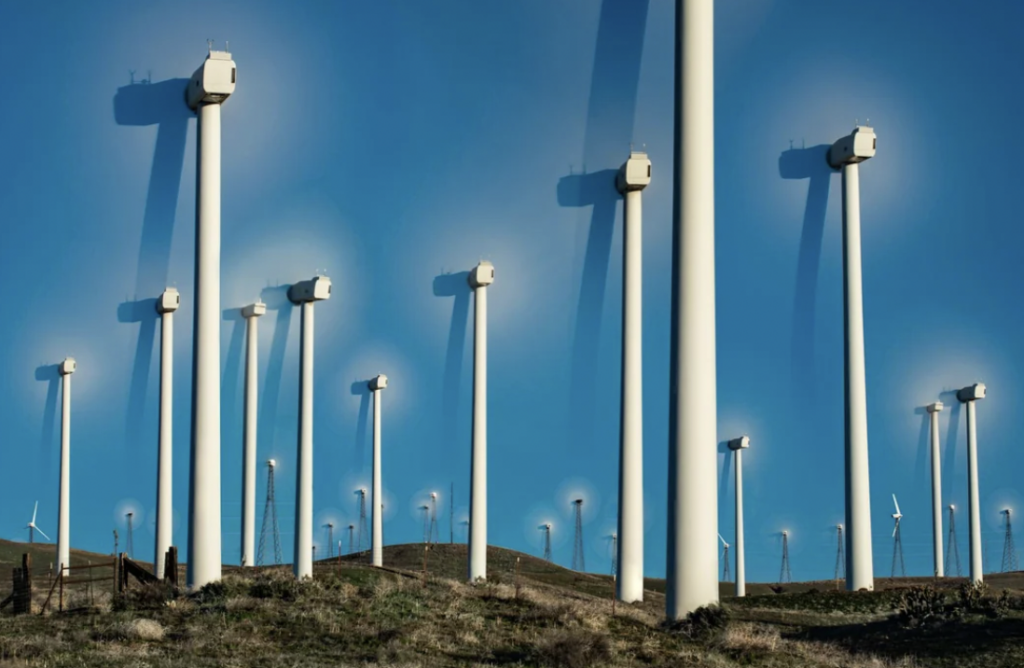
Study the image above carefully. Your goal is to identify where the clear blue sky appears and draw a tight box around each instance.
[1,0,1022,582]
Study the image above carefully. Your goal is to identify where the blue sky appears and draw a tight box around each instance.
[1,0,1022,583]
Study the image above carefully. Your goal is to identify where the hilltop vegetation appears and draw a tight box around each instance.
[0,542,1023,667]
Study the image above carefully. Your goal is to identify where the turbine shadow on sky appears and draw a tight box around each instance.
[113,77,191,455]
[778,144,833,417]
[939,391,962,503]
[258,285,294,459]
[350,380,371,472]
[913,406,930,500]
[433,271,470,458]
[221,307,247,447]
[34,364,61,480]
[556,0,649,455]
[717,439,733,511]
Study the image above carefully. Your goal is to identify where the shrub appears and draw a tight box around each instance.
[957,581,988,609]
[895,586,947,627]
[535,630,612,668]
[667,604,730,641]
[114,581,173,611]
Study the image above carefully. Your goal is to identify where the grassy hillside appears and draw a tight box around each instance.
[1,542,1023,667]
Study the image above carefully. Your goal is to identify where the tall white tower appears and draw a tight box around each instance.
[55,357,76,574]
[288,275,332,580]
[240,300,266,567]
[728,436,750,596]
[957,383,986,584]
[468,260,494,582]
[369,374,388,567]
[667,0,718,619]
[926,401,945,577]
[185,45,236,590]
[828,124,877,592]
[154,288,180,578]
[615,150,651,604]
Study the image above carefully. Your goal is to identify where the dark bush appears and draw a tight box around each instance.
[895,586,947,627]
[957,581,988,609]
[535,630,612,668]
[667,604,730,641]
[114,581,174,611]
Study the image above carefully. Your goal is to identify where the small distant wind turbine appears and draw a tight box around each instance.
[891,494,905,578]
[718,533,731,582]
[26,502,50,543]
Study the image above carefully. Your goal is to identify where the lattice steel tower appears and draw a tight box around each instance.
[719,533,730,582]
[257,459,282,566]
[1002,508,1018,573]
[347,524,355,555]
[541,523,552,561]
[946,504,962,577]
[835,524,846,581]
[611,532,619,578]
[571,499,585,572]
[779,530,792,584]
[420,505,430,543]
[324,523,335,559]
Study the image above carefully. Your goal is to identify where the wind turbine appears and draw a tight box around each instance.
[891,494,905,578]
[240,300,266,568]
[26,502,50,543]
[56,357,76,575]
[369,375,387,567]
[540,523,552,562]
[728,436,749,596]
[185,43,237,590]
[155,287,180,579]
[667,0,719,620]
[957,383,986,585]
[828,123,878,593]
[718,533,731,582]
[615,149,651,604]
[288,275,332,580]
[468,261,494,583]
[926,402,944,577]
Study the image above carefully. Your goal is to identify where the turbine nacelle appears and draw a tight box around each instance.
[828,125,876,168]
[187,49,236,110]
[728,436,750,451]
[926,401,944,414]
[616,150,651,193]
[59,357,76,376]
[288,275,332,304]
[369,374,388,391]
[468,261,494,288]
[156,287,181,314]
[957,383,986,402]
[241,301,267,319]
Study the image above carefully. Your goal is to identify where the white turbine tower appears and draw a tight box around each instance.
[288,275,332,580]
[185,43,237,590]
[154,287,180,579]
[468,261,494,582]
[615,150,651,604]
[828,124,878,592]
[667,0,718,620]
[240,300,266,568]
[56,357,76,575]
[369,374,388,568]
[26,502,50,543]
[728,436,750,596]
[926,401,945,577]
[957,382,986,584]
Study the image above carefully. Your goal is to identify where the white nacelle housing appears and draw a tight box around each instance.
[957,383,987,402]
[728,436,750,451]
[369,374,388,391]
[288,276,332,304]
[187,50,236,110]
[828,125,876,168]
[468,261,495,288]
[59,357,76,375]
[157,287,181,314]
[241,301,266,318]
[616,150,652,193]
[926,401,944,413]
[267,459,277,469]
